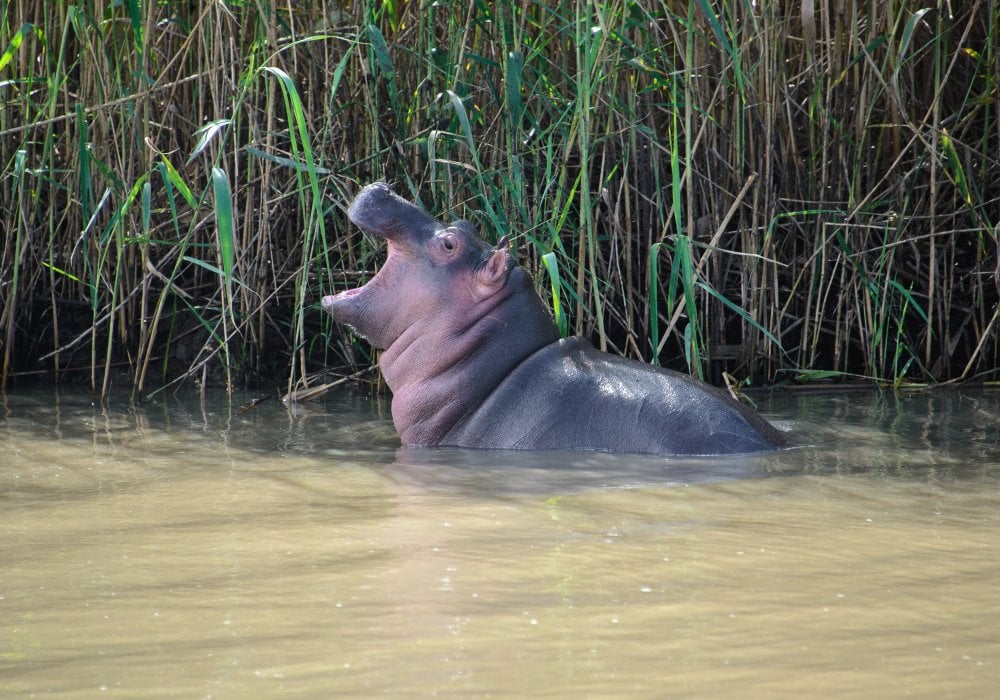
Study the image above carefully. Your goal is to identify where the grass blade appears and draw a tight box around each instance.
[541,251,569,338]
[0,22,34,73]
[211,166,235,291]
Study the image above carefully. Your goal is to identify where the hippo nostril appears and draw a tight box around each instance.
[364,182,391,200]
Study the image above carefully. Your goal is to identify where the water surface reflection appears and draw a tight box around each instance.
[2,387,998,697]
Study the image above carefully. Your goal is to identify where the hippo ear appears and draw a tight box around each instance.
[475,249,511,300]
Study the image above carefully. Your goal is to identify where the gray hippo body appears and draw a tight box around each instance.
[322,182,786,456]
[445,337,784,455]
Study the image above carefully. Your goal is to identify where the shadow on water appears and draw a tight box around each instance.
[381,446,782,496]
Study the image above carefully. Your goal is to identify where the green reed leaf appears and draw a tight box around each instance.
[158,153,196,208]
[245,145,331,173]
[141,181,151,234]
[0,23,33,73]
[896,8,933,71]
[124,0,143,52]
[648,241,663,364]
[443,89,503,234]
[366,24,399,127]
[40,260,82,283]
[694,0,745,92]
[795,369,849,381]
[505,50,525,130]
[541,251,569,338]
[188,119,232,164]
[211,167,235,289]
[940,128,972,205]
[697,280,784,350]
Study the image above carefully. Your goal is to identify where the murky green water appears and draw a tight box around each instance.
[2,387,999,698]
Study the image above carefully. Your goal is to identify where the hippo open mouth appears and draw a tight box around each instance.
[320,182,443,346]
[321,267,370,314]
[319,241,396,345]
[320,249,387,308]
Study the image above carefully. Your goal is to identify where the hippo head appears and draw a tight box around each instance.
[322,183,517,350]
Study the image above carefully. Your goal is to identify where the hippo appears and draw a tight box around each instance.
[322,182,787,456]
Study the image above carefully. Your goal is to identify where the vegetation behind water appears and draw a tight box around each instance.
[1,0,997,398]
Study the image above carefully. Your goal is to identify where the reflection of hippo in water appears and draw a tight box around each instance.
[322,182,787,456]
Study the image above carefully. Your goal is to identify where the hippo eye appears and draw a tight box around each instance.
[436,232,459,256]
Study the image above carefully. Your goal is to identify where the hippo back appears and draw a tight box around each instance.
[443,337,785,456]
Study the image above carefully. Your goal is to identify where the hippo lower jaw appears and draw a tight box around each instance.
[321,290,363,340]
[322,286,362,311]
[322,283,367,320]
[323,286,359,303]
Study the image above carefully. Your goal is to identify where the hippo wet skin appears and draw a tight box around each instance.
[322,183,786,456]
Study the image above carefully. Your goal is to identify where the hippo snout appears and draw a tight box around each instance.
[350,182,392,209]
[348,181,439,242]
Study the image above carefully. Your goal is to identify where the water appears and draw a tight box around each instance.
[2,387,999,698]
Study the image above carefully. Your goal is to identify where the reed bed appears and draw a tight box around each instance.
[1,0,997,398]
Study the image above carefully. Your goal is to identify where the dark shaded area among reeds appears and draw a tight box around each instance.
[1,0,998,398]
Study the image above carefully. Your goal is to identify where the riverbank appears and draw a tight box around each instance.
[2,1,997,398]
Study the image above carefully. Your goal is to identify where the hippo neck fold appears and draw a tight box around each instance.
[379,273,560,445]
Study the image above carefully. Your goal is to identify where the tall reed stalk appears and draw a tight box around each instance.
[1,0,997,398]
